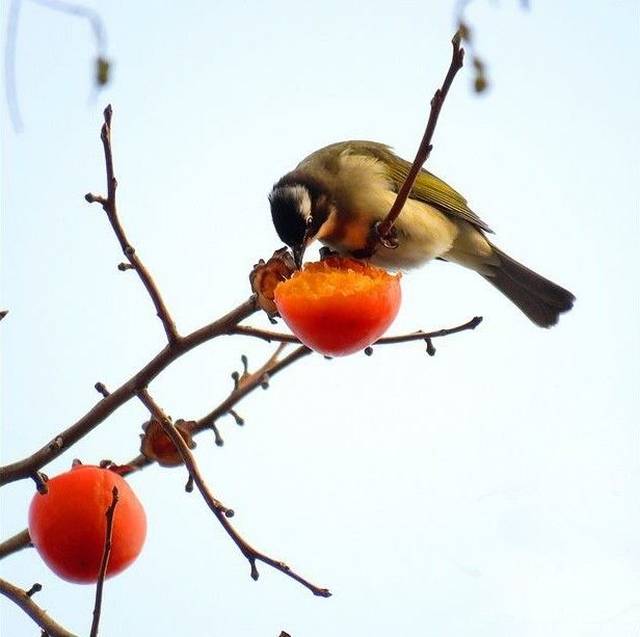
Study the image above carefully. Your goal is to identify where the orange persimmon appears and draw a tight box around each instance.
[274,256,401,356]
[28,464,146,583]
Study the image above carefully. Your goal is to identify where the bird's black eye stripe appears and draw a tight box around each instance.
[269,189,307,247]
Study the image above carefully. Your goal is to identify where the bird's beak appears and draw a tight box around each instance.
[293,242,306,270]
[293,226,314,269]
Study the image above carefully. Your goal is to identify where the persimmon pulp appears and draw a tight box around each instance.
[28,465,147,583]
[274,256,401,356]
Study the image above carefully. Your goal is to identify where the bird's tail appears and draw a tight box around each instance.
[482,245,575,328]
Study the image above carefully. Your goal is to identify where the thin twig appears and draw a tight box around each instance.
[123,344,312,472]
[373,32,465,248]
[122,316,477,474]
[229,325,300,343]
[85,105,179,344]
[29,0,107,50]
[0,529,32,560]
[0,296,258,487]
[229,316,482,349]
[5,0,110,132]
[194,345,311,434]
[137,389,232,515]
[0,577,79,637]
[136,388,330,597]
[89,486,119,637]
[375,315,483,344]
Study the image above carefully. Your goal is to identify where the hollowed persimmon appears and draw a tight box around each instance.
[274,256,401,356]
[28,464,147,583]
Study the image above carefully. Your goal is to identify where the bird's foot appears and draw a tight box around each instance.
[374,222,399,249]
[319,247,340,261]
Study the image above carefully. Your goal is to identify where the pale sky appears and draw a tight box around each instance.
[2,1,639,636]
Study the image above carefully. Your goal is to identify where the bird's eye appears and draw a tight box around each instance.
[306,216,314,228]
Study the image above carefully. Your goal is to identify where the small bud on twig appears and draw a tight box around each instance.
[31,472,48,495]
[25,583,42,598]
[425,337,436,356]
[211,422,224,446]
[95,382,110,397]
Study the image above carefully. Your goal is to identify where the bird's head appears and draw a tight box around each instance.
[269,174,334,268]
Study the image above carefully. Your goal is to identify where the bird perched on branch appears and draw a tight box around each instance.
[269,141,574,328]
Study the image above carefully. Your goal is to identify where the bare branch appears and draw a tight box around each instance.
[89,486,119,637]
[229,315,482,350]
[123,314,480,475]
[85,105,179,344]
[373,32,465,250]
[194,345,311,435]
[124,344,311,472]
[137,389,232,514]
[0,577,79,637]
[230,325,300,344]
[375,315,482,346]
[0,296,258,487]
[0,529,32,560]
[29,0,107,50]
[137,388,330,597]
[5,0,110,132]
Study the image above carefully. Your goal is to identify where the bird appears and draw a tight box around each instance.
[268,140,575,328]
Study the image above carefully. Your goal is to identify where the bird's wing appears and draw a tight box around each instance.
[332,141,494,234]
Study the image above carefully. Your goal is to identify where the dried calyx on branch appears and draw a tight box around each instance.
[250,247,296,317]
[139,419,197,467]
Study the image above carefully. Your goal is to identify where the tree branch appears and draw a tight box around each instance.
[0,529,32,560]
[373,31,465,249]
[229,315,482,349]
[117,313,481,475]
[2,345,314,548]
[0,296,258,487]
[89,486,119,637]
[136,388,331,597]
[85,105,179,344]
[123,344,311,472]
[5,0,110,133]
[194,344,311,435]
[30,0,108,51]
[375,315,482,345]
[0,577,78,637]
